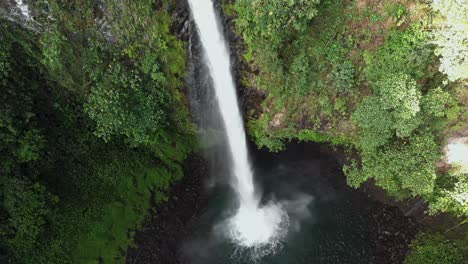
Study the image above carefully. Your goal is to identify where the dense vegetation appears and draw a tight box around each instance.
[227,0,467,215]
[1,0,466,263]
[0,1,194,263]
[405,233,466,264]
[224,0,467,261]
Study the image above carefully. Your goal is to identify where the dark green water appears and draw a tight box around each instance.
[179,143,412,264]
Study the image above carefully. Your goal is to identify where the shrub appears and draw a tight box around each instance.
[346,132,440,198]
[405,233,465,264]
[85,63,171,146]
[422,87,454,118]
[431,0,468,82]
[429,171,468,217]
[234,0,319,47]
[364,25,432,83]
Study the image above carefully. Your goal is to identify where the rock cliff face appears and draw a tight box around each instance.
[0,0,29,19]
[0,0,39,31]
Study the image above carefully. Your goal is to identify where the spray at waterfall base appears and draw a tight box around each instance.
[224,195,291,258]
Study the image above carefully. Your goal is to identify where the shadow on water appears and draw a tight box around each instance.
[178,142,413,264]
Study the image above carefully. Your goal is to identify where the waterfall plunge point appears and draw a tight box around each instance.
[188,0,289,257]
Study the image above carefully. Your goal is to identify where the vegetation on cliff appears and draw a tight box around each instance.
[0,1,193,263]
[227,0,467,217]
[1,0,466,262]
[225,0,467,261]
[405,233,466,264]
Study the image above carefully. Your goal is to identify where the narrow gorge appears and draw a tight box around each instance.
[0,0,466,264]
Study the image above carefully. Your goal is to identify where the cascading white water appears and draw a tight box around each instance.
[188,0,289,254]
[14,0,31,20]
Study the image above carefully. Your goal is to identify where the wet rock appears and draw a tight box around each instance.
[171,0,190,41]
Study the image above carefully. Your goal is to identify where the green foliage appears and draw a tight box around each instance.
[86,63,171,146]
[352,96,394,151]
[376,74,422,138]
[364,25,432,83]
[235,0,361,151]
[333,97,347,115]
[353,73,422,151]
[234,0,465,228]
[247,114,287,152]
[297,129,352,145]
[71,160,182,263]
[345,133,440,197]
[0,0,195,262]
[431,0,468,82]
[39,26,87,93]
[0,43,49,256]
[429,171,468,217]
[234,0,320,79]
[384,3,407,19]
[330,60,356,94]
[363,8,384,23]
[422,87,454,118]
[286,52,314,96]
[1,178,57,258]
[0,25,45,174]
[221,0,237,17]
[347,25,454,200]
[0,43,11,78]
[40,28,67,72]
[235,0,319,48]
[81,2,188,148]
[405,233,466,264]
[247,113,352,153]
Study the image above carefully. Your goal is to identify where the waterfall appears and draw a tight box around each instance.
[14,0,31,20]
[188,0,288,255]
